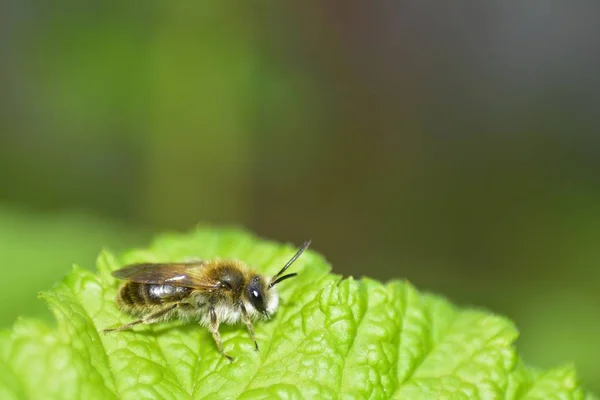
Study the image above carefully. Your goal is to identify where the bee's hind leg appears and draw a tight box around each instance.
[209,305,234,362]
[103,304,178,334]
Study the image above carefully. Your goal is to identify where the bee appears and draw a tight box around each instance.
[103,240,310,361]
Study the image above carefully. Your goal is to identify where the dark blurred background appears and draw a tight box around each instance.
[1,1,599,391]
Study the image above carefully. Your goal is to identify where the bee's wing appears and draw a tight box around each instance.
[111,262,219,289]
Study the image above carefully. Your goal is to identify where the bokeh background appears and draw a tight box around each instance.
[1,1,599,392]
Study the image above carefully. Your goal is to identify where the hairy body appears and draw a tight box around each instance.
[103,240,310,360]
[115,261,279,326]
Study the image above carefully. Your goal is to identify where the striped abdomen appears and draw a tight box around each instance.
[117,282,191,312]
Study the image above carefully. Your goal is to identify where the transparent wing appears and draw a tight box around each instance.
[112,262,219,289]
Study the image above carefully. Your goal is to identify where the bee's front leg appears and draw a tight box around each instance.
[240,303,259,351]
[209,305,234,362]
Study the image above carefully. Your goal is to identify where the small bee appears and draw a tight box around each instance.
[103,240,310,361]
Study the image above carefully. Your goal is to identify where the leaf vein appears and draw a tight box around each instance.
[338,280,369,396]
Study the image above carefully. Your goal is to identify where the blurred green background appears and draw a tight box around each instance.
[1,1,599,392]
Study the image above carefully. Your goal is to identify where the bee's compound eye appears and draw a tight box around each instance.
[247,279,267,312]
[251,290,264,308]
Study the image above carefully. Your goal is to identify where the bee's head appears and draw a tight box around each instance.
[245,276,277,318]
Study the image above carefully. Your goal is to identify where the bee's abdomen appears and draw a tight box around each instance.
[117,282,191,309]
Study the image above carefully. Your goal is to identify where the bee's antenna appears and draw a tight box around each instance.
[269,239,311,289]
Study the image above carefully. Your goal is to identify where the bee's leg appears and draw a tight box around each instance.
[103,304,177,333]
[239,303,259,351]
[209,305,234,361]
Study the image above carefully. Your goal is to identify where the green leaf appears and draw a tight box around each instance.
[0,228,593,399]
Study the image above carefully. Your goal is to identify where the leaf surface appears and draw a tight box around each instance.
[0,229,591,399]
